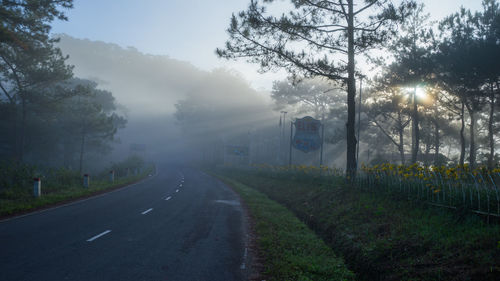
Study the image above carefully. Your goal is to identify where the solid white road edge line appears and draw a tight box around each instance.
[87,230,111,242]
[141,208,153,215]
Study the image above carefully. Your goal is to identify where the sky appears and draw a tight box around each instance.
[51,0,484,91]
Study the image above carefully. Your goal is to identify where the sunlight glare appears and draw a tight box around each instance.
[416,87,427,100]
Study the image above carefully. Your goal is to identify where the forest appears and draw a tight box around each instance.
[0,1,126,173]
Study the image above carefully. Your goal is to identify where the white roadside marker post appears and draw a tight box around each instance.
[109,170,115,183]
[33,178,41,197]
[83,174,90,188]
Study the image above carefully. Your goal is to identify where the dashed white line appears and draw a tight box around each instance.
[179,184,182,187]
[141,208,153,215]
[175,189,179,193]
[165,196,172,201]
[87,230,111,242]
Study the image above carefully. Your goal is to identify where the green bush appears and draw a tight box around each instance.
[0,161,35,191]
[107,155,145,178]
[0,156,151,216]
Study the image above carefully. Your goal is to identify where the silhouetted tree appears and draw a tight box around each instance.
[217,0,415,178]
[0,0,74,161]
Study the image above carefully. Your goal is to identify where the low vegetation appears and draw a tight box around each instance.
[0,156,153,217]
[215,167,500,281]
[215,174,354,281]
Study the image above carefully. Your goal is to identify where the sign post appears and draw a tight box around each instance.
[320,123,325,166]
[83,174,90,188]
[289,121,293,166]
[109,170,114,183]
[33,178,41,197]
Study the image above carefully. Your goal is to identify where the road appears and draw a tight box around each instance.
[0,165,249,281]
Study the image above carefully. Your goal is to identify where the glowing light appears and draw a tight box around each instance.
[402,86,428,103]
[415,87,427,99]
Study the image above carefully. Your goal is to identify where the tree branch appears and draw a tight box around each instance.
[0,81,15,103]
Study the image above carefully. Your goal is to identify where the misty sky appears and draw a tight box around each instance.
[51,0,483,91]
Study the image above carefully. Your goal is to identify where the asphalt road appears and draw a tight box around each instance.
[0,165,249,281]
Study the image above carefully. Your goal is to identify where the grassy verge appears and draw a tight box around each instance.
[214,174,354,281]
[0,166,154,218]
[217,168,500,281]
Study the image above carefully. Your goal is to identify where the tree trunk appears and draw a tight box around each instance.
[467,103,477,169]
[345,0,357,179]
[19,94,27,162]
[424,128,431,166]
[459,100,466,166]
[63,137,72,169]
[12,101,20,162]
[411,87,420,163]
[434,120,440,166]
[488,86,495,169]
[79,131,85,174]
[398,111,405,165]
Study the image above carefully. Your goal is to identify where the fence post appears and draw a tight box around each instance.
[83,174,90,188]
[33,178,41,197]
[109,170,115,183]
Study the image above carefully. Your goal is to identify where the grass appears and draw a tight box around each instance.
[217,168,500,281]
[215,174,355,281]
[0,166,154,218]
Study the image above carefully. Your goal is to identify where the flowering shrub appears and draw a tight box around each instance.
[245,162,500,218]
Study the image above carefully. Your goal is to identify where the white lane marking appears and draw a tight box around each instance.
[175,189,179,193]
[165,196,172,201]
[87,230,111,242]
[141,208,153,215]
[179,184,182,187]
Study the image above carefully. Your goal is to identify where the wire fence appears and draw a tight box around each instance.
[358,164,500,219]
[244,163,500,220]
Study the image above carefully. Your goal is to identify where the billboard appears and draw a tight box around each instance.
[292,116,321,153]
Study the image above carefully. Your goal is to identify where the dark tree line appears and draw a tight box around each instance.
[0,0,126,171]
[368,0,500,169]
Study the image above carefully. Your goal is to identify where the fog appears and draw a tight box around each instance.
[52,35,401,169]
[56,35,278,165]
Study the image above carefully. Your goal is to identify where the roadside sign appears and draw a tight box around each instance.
[225,145,249,156]
[292,116,321,153]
